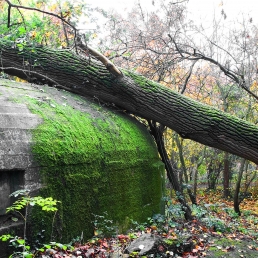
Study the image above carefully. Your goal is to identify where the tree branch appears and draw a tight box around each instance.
[180,60,197,94]
[169,35,258,101]
[4,0,124,78]
[76,37,123,77]
[4,0,77,35]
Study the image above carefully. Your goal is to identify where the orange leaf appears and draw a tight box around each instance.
[150,225,157,230]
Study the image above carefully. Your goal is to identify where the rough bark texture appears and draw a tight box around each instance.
[223,152,231,198]
[148,121,193,220]
[1,40,258,164]
[234,158,246,215]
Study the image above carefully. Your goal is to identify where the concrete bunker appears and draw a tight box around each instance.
[0,78,164,255]
[0,169,24,215]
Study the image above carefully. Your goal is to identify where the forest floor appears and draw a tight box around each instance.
[36,188,258,257]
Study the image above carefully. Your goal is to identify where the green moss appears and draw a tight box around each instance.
[10,87,164,242]
[207,238,258,257]
[208,246,225,257]
[123,69,253,123]
[123,70,159,92]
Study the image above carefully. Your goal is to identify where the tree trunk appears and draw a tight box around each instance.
[207,160,222,190]
[193,147,206,197]
[223,152,231,198]
[1,41,258,164]
[148,121,193,220]
[234,158,246,216]
[175,135,197,205]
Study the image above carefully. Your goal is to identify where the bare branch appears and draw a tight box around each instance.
[76,37,123,77]
[4,0,77,34]
[3,0,125,78]
[169,35,258,101]
[180,60,197,94]
[0,66,62,87]
[7,3,11,27]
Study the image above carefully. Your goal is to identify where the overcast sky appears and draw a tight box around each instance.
[85,0,258,24]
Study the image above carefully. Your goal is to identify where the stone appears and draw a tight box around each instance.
[125,234,162,255]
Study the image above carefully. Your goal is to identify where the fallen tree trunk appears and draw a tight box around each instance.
[1,40,258,164]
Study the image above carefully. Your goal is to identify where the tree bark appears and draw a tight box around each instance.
[1,40,258,164]
[207,159,222,190]
[193,147,206,198]
[234,158,246,216]
[148,121,193,220]
[174,135,197,205]
[223,152,231,198]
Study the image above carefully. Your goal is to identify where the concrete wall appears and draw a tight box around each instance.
[0,78,164,257]
[0,95,42,213]
[0,82,43,257]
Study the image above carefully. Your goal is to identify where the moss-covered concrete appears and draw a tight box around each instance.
[2,81,164,242]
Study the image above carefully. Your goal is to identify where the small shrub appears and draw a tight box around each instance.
[166,203,185,220]
[92,211,118,238]
[130,219,147,231]
[222,207,239,219]
[0,189,60,257]
[201,217,228,233]
[191,204,207,219]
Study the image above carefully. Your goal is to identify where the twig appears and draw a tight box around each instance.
[76,37,123,77]
[4,0,77,37]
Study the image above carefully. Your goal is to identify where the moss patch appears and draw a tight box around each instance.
[3,82,164,242]
[207,237,258,257]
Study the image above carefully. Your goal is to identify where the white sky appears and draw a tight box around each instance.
[86,0,258,24]
[187,0,258,24]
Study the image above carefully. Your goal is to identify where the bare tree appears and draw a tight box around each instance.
[2,0,258,220]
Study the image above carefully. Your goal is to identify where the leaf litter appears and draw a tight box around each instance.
[36,189,258,257]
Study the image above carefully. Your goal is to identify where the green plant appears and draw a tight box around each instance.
[130,219,147,231]
[242,210,252,217]
[129,251,139,257]
[151,213,166,228]
[204,203,221,213]
[32,229,46,249]
[201,217,228,233]
[191,204,207,219]
[0,189,60,258]
[222,207,240,219]
[38,242,74,253]
[164,238,181,247]
[92,212,118,238]
[68,232,84,246]
[166,203,185,220]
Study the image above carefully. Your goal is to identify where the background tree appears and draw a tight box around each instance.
[97,0,258,208]
[1,0,258,218]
